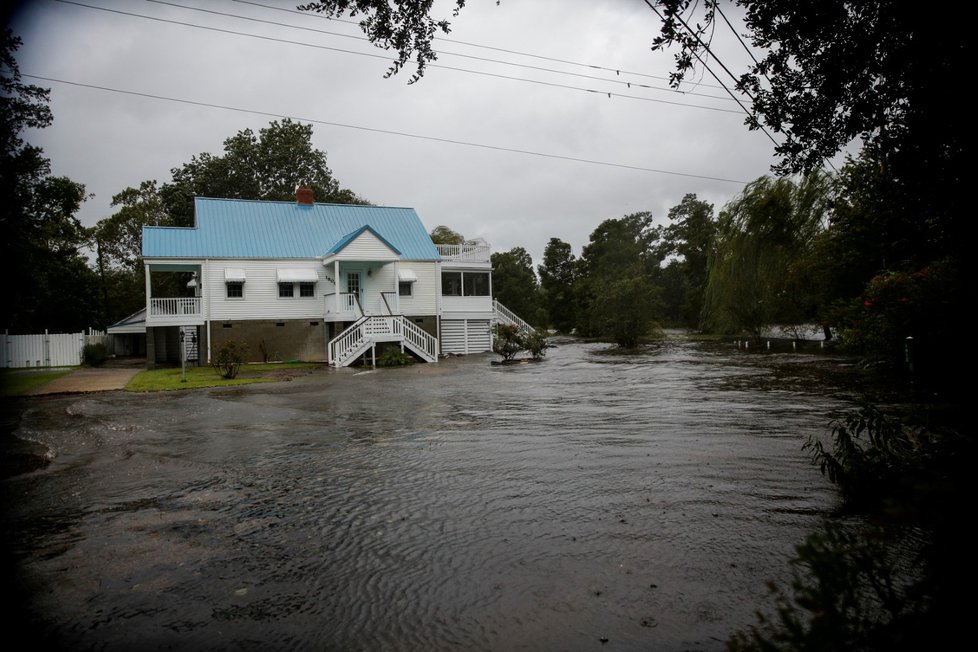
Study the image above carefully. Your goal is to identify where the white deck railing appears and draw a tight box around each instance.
[325,292,363,317]
[493,299,535,333]
[436,243,491,263]
[149,297,202,322]
[400,317,438,361]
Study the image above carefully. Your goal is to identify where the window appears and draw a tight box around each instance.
[442,271,462,296]
[279,283,294,298]
[398,281,413,297]
[463,272,490,296]
[226,282,243,298]
[299,282,315,297]
[443,271,490,297]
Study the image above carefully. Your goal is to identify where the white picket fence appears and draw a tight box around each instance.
[1,329,107,368]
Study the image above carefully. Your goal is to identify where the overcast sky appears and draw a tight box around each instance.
[8,0,847,265]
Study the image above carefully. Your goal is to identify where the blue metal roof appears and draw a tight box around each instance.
[142,198,441,260]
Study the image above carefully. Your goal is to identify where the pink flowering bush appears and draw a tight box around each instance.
[839,258,958,372]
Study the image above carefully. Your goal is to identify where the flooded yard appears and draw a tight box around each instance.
[1,339,856,651]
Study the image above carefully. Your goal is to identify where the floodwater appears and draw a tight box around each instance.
[1,339,856,651]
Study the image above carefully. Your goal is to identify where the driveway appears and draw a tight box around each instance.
[23,358,145,396]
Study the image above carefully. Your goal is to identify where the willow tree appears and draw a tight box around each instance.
[703,173,834,338]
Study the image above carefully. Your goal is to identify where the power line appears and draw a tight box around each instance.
[643,0,781,147]
[24,74,752,185]
[233,0,734,94]
[146,0,735,103]
[54,0,742,113]
[711,1,838,173]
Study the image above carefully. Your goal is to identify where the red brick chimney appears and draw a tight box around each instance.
[296,185,314,205]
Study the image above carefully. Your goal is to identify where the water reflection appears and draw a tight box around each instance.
[2,339,851,651]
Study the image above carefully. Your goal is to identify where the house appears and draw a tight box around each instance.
[137,187,531,368]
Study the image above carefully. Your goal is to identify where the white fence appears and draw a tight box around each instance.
[2,329,106,368]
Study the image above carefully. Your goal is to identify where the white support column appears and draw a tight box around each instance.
[393,261,400,314]
[334,260,340,312]
[144,263,152,314]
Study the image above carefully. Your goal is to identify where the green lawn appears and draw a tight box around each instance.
[0,368,75,397]
[125,362,327,392]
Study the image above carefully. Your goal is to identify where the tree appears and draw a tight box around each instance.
[429,224,465,245]
[590,272,662,349]
[576,212,663,344]
[298,0,467,82]
[702,173,833,338]
[537,237,578,334]
[490,247,542,327]
[92,181,169,273]
[1,30,98,332]
[159,119,368,226]
[651,1,966,265]
[90,181,171,325]
[656,194,716,328]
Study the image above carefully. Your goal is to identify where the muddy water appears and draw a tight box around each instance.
[2,339,853,651]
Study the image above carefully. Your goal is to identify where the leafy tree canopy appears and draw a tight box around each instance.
[656,194,716,327]
[298,0,467,82]
[160,118,368,225]
[91,180,169,273]
[490,247,541,326]
[576,213,663,341]
[537,237,577,333]
[429,224,465,245]
[703,173,833,337]
[651,0,966,262]
[579,212,660,281]
[1,30,97,332]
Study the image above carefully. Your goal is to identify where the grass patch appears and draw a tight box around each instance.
[0,368,75,397]
[126,362,325,392]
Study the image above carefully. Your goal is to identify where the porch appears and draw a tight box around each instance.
[144,262,203,327]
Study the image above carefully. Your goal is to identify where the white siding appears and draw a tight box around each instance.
[332,231,399,261]
[397,262,438,315]
[205,260,333,321]
[361,264,396,314]
[441,295,494,316]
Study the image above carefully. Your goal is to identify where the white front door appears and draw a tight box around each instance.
[346,271,362,312]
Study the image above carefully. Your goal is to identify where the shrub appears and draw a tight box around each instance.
[492,323,548,361]
[82,342,109,367]
[492,323,524,361]
[377,347,413,367]
[522,330,549,359]
[212,339,249,379]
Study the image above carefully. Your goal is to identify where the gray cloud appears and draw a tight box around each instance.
[11,0,834,265]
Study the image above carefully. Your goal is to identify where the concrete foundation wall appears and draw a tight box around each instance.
[209,319,327,363]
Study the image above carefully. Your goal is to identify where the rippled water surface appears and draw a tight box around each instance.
[2,339,854,651]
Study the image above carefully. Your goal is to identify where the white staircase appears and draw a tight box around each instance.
[328,315,438,368]
[492,299,536,334]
